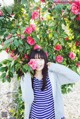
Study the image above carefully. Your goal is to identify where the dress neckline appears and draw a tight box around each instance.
[33,76,43,81]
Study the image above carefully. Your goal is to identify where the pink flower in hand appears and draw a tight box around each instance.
[28,59,38,70]
[27,36,36,45]
[55,55,63,63]
[32,10,39,20]
[34,44,42,50]
[69,52,76,60]
[24,27,33,34]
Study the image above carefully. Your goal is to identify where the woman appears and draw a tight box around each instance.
[20,48,80,119]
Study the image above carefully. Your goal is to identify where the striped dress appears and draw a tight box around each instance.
[29,76,55,119]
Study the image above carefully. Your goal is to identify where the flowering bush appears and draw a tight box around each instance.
[0,0,80,85]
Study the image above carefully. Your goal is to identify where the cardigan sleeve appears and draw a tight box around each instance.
[20,72,34,103]
[49,62,80,86]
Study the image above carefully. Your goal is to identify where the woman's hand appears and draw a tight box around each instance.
[47,62,52,68]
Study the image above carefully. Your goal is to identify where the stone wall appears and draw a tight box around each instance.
[0,51,19,119]
[0,76,19,119]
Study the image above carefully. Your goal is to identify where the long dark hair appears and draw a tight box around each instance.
[28,49,48,91]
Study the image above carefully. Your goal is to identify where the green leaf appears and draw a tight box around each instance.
[19,40,23,45]
[15,63,21,71]
[8,71,13,77]
[4,38,14,45]
[0,63,2,67]
[0,67,7,72]
[22,64,28,72]
[14,40,19,47]
[1,73,6,78]
[5,6,13,14]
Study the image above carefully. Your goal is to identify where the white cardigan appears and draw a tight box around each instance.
[20,62,80,119]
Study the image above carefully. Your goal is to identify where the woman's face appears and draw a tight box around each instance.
[34,54,45,71]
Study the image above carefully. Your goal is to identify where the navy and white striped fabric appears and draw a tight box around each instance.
[29,76,55,119]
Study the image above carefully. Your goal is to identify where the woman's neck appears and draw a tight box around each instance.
[34,70,43,80]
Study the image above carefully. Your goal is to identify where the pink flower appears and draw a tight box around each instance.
[55,55,63,63]
[12,55,18,60]
[75,41,80,46]
[10,52,15,57]
[41,0,45,2]
[69,52,76,60]
[32,10,39,20]
[76,15,80,20]
[6,48,10,53]
[65,37,69,40]
[76,62,80,67]
[28,59,38,70]
[24,54,29,59]
[10,51,18,60]
[27,36,36,45]
[34,44,42,50]
[24,26,33,34]
[71,1,80,15]
[6,34,12,40]
[54,44,62,51]
[21,35,25,39]
[30,24,36,32]
[0,10,3,16]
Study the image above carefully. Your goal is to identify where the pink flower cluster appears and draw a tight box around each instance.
[71,1,80,15]
[34,44,42,50]
[55,51,76,63]
[71,1,80,21]
[24,24,36,34]
[69,52,76,60]
[54,44,62,51]
[32,10,39,20]
[55,55,63,63]
[27,36,36,45]
[28,59,38,70]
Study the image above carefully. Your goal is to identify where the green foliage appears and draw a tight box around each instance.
[9,86,24,119]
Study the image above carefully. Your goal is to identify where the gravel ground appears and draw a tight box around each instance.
[63,81,80,119]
